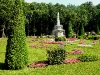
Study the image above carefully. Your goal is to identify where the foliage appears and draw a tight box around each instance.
[77,54,98,62]
[47,48,66,65]
[78,25,85,36]
[55,36,66,41]
[93,35,100,40]
[77,35,86,39]
[87,34,94,40]
[0,0,14,37]
[66,21,73,37]
[5,0,28,70]
[87,35,100,40]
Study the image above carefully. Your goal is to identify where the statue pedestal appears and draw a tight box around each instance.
[52,12,65,37]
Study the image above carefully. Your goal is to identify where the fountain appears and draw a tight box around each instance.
[52,12,65,37]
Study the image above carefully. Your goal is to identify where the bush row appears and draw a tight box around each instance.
[47,48,98,65]
[77,54,98,62]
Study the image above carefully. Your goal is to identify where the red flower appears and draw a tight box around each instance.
[28,62,48,68]
[63,58,81,64]
[66,49,83,55]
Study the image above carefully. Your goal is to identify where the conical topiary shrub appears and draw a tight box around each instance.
[5,0,28,70]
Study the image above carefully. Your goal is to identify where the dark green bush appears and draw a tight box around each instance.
[93,35,100,40]
[55,36,66,41]
[5,0,28,70]
[77,54,98,62]
[47,48,66,65]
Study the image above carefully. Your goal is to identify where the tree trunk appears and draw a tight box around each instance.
[2,24,6,38]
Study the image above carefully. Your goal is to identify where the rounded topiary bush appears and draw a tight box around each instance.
[47,48,66,65]
[55,36,66,41]
[77,54,98,62]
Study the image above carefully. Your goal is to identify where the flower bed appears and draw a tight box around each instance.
[66,49,83,54]
[28,39,38,42]
[67,38,78,41]
[79,39,84,44]
[63,58,81,64]
[28,58,81,68]
[29,44,52,48]
[28,61,48,68]
[41,40,64,45]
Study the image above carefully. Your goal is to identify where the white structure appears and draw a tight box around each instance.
[52,12,65,37]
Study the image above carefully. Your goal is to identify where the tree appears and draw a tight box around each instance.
[0,0,12,37]
[64,6,76,37]
[81,1,97,32]
[23,2,30,36]
[73,6,88,36]
[78,24,85,36]
[5,0,28,70]
[66,21,73,37]
[96,4,100,33]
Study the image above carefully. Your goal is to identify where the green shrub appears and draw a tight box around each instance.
[55,36,66,41]
[78,36,84,39]
[72,34,76,38]
[87,35,94,40]
[88,35,100,40]
[47,48,66,65]
[5,0,28,70]
[77,54,98,62]
[93,35,100,40]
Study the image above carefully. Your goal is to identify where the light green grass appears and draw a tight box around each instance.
[0,37,100,75]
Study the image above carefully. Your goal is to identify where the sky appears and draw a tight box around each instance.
[25,0,100,6]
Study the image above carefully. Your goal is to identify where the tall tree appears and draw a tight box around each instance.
[74,6,88,36]
[0,0,12,37]
[23,2,30,36]
[65,5,77,37]
[81,1,97,32]
[5,0,28,70]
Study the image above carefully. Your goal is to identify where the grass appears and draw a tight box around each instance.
[0,37,100,75]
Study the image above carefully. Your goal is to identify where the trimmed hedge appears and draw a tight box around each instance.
[77,54,98,62]
[55,36,66,41]
[5,0,28,70]
[47,48,66,65]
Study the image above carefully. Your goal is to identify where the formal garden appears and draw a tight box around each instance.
[0,36,100,75]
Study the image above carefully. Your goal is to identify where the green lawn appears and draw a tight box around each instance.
[0,37,100,75]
